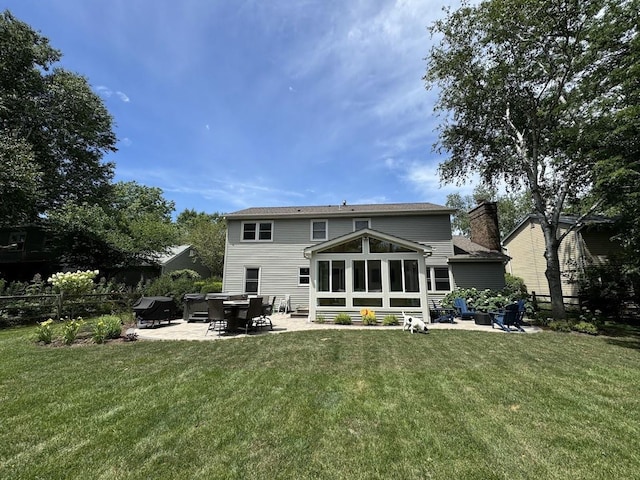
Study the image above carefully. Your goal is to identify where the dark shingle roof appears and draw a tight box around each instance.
[450,235,509,263]
[226,202,453,219]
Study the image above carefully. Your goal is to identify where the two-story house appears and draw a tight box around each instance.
[222,201,507,322]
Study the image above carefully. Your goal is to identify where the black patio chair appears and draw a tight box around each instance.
[206,298,230,336]
[236,297,264,334]
[254,296,275,330]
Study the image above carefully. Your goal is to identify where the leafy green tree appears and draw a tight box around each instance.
[425,0,634,318]
[0,10,116,223]
[48,182,178,270]
[446,186,532,238]
[0,136,41,225]
[587,1,640,273]
[176,209,226,277]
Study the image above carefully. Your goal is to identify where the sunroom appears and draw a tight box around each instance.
[303,229,433,323]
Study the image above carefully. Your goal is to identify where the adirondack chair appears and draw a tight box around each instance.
[491,303,525,332]
[453,297,475,320]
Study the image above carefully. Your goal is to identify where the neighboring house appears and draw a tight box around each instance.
[223,201,508,322]
[115,245,212,285]
[502,214,620,300]
[156,245,211,278]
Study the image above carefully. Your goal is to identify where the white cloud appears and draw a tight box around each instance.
[116,91,130,102]
[95,85,130,102]
[95,85,112,97]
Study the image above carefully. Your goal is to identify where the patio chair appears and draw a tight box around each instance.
[278,294,291,313]
[206,298,229,336]
[491,303,525,332]
[453,297,475,320]
[254,296,275,330]
[236,297,264,334]
[430,300,455,323]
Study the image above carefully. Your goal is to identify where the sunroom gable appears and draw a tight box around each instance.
[303,228,432,258]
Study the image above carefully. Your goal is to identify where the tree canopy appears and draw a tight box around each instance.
[176,209,226,278]
[446,186,532,238]
[0,11,183,275]
[47,182,179,271]
[425,0,638,318]
[0,11,116,224]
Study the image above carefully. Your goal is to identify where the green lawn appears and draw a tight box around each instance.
[1,326,639,479]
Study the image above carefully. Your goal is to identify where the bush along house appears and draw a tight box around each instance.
[222,201,508,323]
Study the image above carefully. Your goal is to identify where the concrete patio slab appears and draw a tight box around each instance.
[134,313,541,341]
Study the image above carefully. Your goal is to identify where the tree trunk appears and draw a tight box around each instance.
[540,222,566,319]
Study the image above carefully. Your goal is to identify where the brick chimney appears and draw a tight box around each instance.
[469,201,501,251]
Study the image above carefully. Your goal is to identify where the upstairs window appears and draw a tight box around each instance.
[311,220,328,241]
[242,221,273,241]
[353,218,370,231]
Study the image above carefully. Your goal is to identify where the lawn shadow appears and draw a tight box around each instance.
[601,321,640,350]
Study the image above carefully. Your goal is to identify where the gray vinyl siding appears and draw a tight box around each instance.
[223,213,456,311]
[450,262,506,290]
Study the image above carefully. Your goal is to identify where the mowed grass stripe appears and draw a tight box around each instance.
[1,327,640,479]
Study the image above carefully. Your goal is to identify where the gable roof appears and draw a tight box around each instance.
[226,202,453,219]
[303,228,432,258]
[502,214,615,244]
[155,245,192,265]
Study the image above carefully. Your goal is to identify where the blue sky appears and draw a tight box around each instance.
[6,0,472,215]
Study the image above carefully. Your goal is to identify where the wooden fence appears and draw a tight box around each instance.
[0,292,141,326]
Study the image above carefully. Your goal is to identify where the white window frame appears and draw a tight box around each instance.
[298,266,310,286]
[241,221,273,242]
[426,266,452,292]
[353,218,370,231]
[244,266,261,294]
[310,219,328,241]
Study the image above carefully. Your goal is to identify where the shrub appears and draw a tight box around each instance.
[503,273,528,299]
[61,317,84,345]
[194,277,223,294]
[143,274,199,309]
[548,320,572,332]
[92,320,107,344]
[360,309,377,325]
[35,318,54,344]
[334,313,352,325]
[382,314,399,326]
[92,315,122,343]
[314,314,326,324]
[571,321,599,335]
[48,270,99,295]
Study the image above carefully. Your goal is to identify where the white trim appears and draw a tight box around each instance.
[243,266,261,294]
[353,218,371,231]
[241,221,274,242]
[298,266,310,286]
[310,219,328,241]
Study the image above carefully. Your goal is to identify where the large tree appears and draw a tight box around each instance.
[47,182,178,270]
[425,0,636,318]
[446,185,532,238]
[176,209,226,277]
[0,10,116,224]
[588,2,640,272]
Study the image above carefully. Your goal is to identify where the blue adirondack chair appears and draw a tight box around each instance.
[491,303,525,332]
[453,297,475,320]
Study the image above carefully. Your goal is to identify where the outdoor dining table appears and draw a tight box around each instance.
[223,300,250,332]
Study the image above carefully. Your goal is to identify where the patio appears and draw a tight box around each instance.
[133,312,542,341]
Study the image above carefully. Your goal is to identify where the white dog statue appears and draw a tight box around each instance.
[402,312,428,334]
